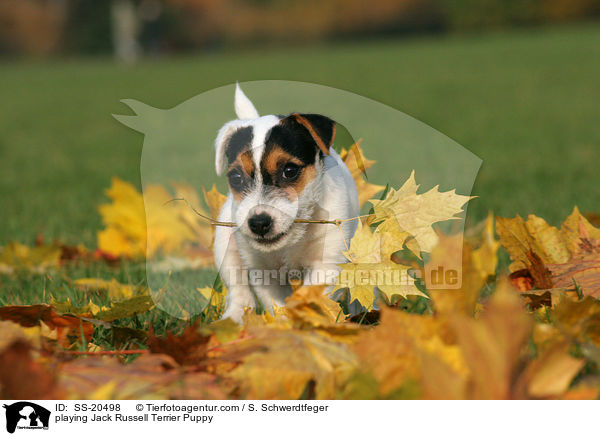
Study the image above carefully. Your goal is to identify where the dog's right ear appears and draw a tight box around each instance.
[215,121,253,175]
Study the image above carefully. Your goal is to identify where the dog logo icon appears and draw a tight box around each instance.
[3,402,50,433]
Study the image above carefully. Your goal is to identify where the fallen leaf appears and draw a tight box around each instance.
[97,295,155,322]
[73,278,141,300]
[0,305,94,349]
[547,231,600,298]
[203,184,227,221]
[226,328,358,400]
[0,242,62,274]
[451,280,533,399]
[0,335,58,399]
[370,171,472,256]
[352,307,465,397]
[59,354,225,400]
[524,342,584,398]
[339,140,385,207]
[97,177,215,260]
[335,219,425,308]
[148,323,211,365]
[553,296,600,346]
[496,214,570,272]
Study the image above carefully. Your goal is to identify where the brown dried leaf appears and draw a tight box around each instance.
[225,328,358,400]
[0,340,58,399]
[148,323,211,365]
[59,354,225,400]
[524,342,584,398]
[0,305,94,349]
[451,280,533,399]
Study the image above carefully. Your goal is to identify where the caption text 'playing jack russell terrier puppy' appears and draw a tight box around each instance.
[213,84,359,322]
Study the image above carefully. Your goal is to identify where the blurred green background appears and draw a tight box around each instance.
[1,0,599,247]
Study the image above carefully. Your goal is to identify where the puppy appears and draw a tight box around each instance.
[213,84,359,322]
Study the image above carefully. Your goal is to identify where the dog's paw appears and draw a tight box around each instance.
[221,306,245,324]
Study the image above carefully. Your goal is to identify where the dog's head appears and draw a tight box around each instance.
[215,84,336,252]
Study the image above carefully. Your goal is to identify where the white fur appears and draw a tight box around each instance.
[213,85,359,323]
[234,82,260,119]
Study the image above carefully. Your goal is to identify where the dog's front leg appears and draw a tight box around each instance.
[252,281,292,314]
[221,271,255,323]
[214,226,256,323]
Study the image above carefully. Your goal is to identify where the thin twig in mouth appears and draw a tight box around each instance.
[164,197,236,227]
[165,197,375,251]
[165,197,372,228]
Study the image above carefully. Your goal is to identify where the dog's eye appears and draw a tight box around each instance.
[228,171,244,189]
[282,163,300,180]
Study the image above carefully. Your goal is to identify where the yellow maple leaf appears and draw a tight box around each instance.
[369,171,473,257]
[496,207,600,274]
[73,278,141,300]
[144,184,196,256]
[496,214,570,272]
[98,178,147,256]
[97,177,216,259]
[171,183,213,249]
[560,206,600,255]
[373,218,413,261]
[0,242,62,274]
[342,219,382,264]
[97,227,139,258]
[336,220,425,308]
[203,184,227,220]
[339,140,385,207]
[426,213,499,315]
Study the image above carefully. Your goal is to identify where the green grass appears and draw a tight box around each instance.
[1,23,599,318]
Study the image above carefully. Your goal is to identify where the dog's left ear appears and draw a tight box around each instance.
[283,113,336,156]
[235,83,259,119]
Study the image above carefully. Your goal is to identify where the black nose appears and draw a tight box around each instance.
[248,213,272,236]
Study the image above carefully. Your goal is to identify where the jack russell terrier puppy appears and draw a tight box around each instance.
[213,84,359,322]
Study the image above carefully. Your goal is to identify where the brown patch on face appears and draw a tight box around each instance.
[283,163,317,200]
[227,149,255,176]
[261,143,318,200]
[227,149,255,202]
[261,145,301,175]
[239,151,255,176]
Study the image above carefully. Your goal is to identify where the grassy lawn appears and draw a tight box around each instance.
[1,23,599,312]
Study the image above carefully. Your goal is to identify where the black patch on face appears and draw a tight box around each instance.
[263,124,318,167]
[261,168,274,186]
[225,126,253,164]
